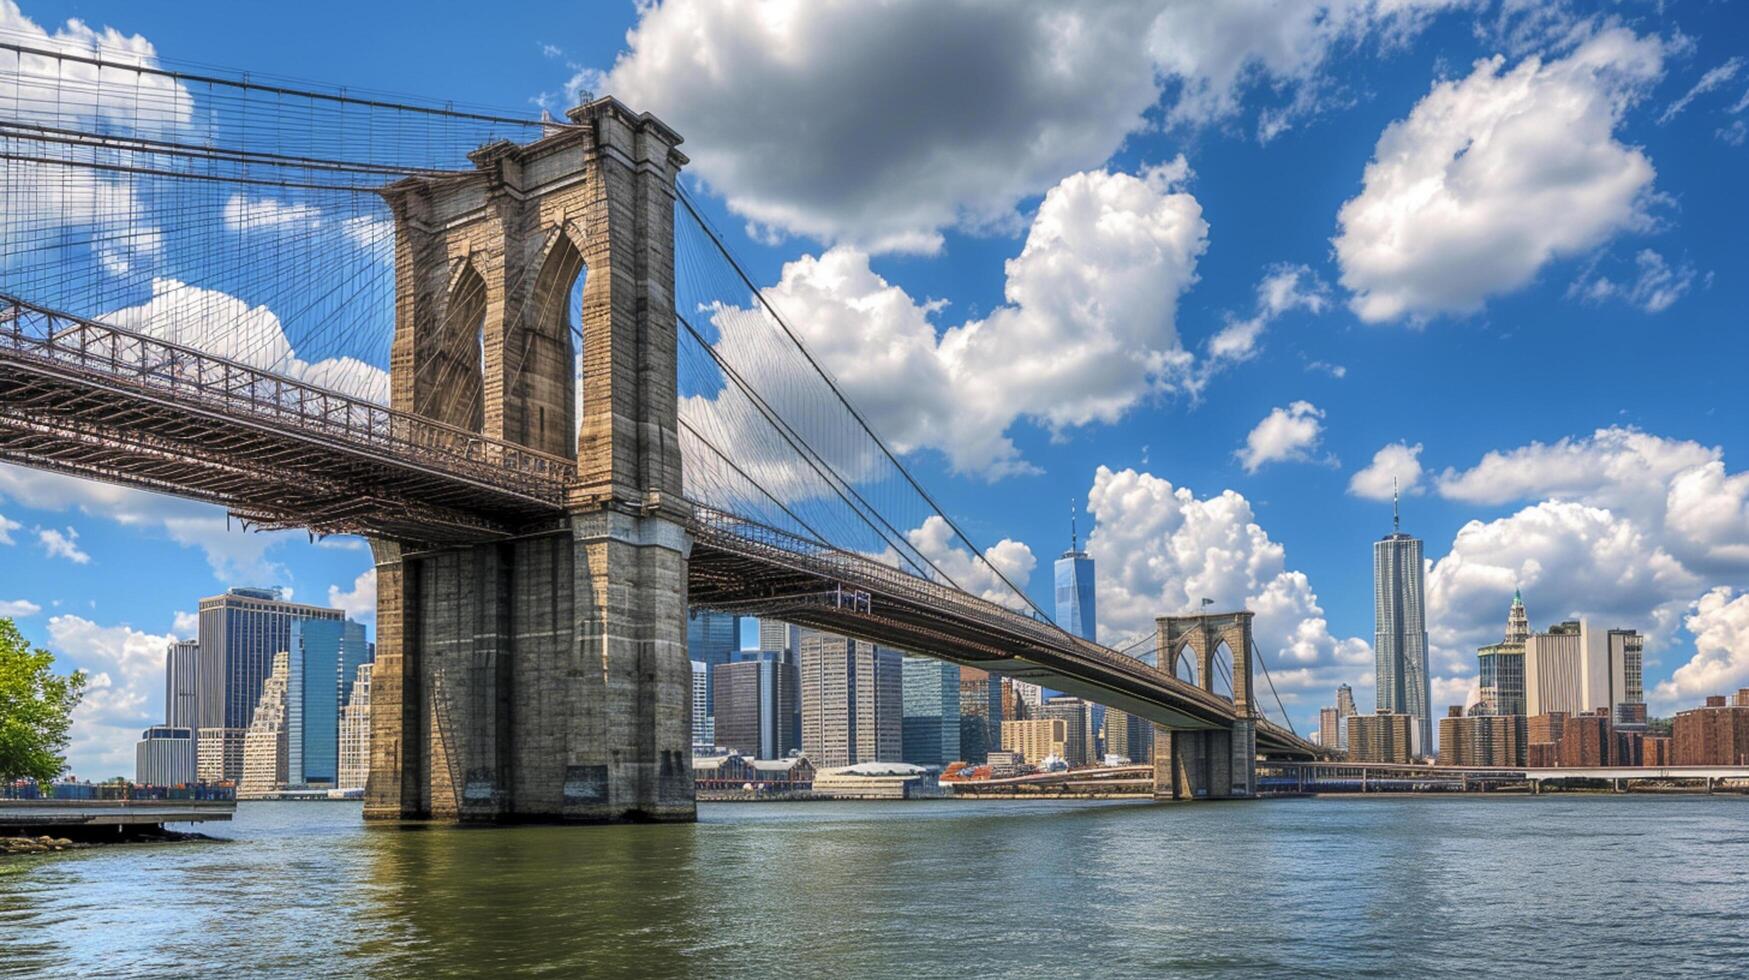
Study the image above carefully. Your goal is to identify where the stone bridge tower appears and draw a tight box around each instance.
[366,98,693,823]
[1153,611,1257,800]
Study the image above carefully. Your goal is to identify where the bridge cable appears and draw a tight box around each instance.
[674,186,1056,627]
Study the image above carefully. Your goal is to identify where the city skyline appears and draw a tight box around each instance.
[4,0,1749,778]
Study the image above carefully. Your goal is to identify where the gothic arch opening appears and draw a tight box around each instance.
[520,231,586,459]
[1211,641,1236,703]
[424,262,487,433]
[1173,644,1199,687]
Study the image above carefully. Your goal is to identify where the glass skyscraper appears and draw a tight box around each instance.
[687,608,739,706]
[1050,509,1097,704]
[1374,497,1431,755]
[286,618,371,786]
[901,656,961,767]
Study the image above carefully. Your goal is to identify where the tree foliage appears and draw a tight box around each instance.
[0,618,86,783]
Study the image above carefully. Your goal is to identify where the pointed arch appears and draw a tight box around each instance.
[1211,640,1236,703]
[513,226,587,458]
[1173,643,1200,687]
[419,259,487,432]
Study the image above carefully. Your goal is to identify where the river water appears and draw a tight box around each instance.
[1,795,1745,977]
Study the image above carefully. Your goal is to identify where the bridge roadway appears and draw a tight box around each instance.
[0,296,1324,759]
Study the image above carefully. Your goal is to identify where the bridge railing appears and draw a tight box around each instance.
[0,295,575,503]
[688,504,1238,719]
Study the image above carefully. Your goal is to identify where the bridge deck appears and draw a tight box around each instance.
[0,296,572,542]
[0,297,1325,758]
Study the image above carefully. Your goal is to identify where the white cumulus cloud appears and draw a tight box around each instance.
[1657,588,1749,706]
[44,613,175,779]
[592,0,1466,252]
[1334,25,1666,322]
[1568,248,1696,314]
[1237,401,1329,473]
[0,598,42,617]
[0,464,297,585]
[1427,426,1749,710]
[328,566,377,623]
[1349,442,1425,500]
[37,526,90,564]
[688,164,1207,479]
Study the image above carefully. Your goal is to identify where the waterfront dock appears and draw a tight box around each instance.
[0,799,235,838]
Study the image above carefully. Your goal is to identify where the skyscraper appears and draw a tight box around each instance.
[1373,484,1431,755]
[1335,683,1358,719]
[690,659,714,750]
[1479,591,1529,716]
[196,587,342,782]
[957,667,1004,763]
[1039,697,1096,767]
[1524,618,1644,720]
[1318,706,1342,750]
[688,608,738,703]
[798,630,903,767]
[1055,506,1096,642]
[336,663,373,791]
[239,651,292,798]
[165,640,199,730]
[757,618,800,660]
[286,618,370,786]
[901,656,960,767]
[712,655,797,760]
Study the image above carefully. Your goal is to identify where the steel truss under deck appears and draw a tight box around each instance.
[0,295,1324,757]
[0,296,573,542]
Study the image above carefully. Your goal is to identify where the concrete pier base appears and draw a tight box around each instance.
[1151,724,1256,800]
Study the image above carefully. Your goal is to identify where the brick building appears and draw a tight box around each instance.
[1672,690,1749,765]
[1559,711,1613,768]
[1437,707,1526,767]
[1347,710,1415,764]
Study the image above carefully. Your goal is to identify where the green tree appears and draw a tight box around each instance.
[0,618,86,783]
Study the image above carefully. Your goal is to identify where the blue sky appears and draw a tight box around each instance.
[5,0,1749,776]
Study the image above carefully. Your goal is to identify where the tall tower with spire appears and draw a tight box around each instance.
[1045,502,1099,706]
[1373,486,1432,755]
[1479,590,1530,716]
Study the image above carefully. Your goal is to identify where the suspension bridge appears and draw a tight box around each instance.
[0,38,1325,822]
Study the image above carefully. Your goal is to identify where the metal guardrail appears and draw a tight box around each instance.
[0,295,574,503]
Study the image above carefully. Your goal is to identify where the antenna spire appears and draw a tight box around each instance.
[1070,499,1078,552]
[1392,476,1400,533]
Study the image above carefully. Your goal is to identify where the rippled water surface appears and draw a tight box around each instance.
[2,795,1746,977]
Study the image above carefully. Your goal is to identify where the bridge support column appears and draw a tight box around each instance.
[367,97,695,825]
[1152,611,1259,801]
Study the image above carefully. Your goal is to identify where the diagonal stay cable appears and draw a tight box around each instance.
[675,186,1053,625]
[678,311,944,585]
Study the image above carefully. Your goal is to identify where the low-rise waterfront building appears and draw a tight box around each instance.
[692,753,757,791]
[812,762,940,800]
[748,756,816,792]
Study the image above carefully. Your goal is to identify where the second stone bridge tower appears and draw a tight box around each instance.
[366,98,694,823]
